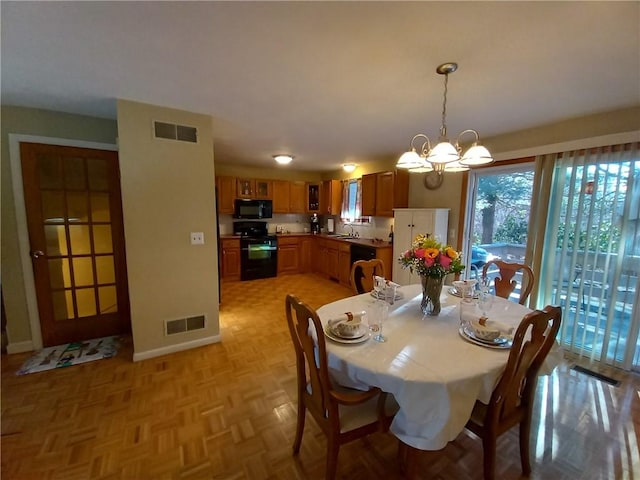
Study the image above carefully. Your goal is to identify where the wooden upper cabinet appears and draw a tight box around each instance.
[216,176,236,215]
[307,183,320,212]
[290,181,307,213]
[272,180,290,213]
[361,173,377,217]
[361,170,409,217]
[236,178,255,198]
[320,180,342,215]
[255,179,273,199]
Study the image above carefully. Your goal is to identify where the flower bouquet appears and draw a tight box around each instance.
[398,235,464,315]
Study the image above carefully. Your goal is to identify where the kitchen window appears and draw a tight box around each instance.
[340,179,369,224]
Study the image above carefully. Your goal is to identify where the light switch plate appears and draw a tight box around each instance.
[190,232,205,245]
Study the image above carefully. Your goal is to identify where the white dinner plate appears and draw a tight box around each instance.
[325,325,370,344]
[370,291,403,301]
[448,287,479,299]
[459,327,512,350]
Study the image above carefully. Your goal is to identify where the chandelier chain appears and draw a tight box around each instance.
[440,73,449,138]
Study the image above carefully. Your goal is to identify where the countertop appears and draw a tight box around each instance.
[219,232,392,249]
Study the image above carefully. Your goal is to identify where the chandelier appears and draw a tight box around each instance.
[397,62,494,174]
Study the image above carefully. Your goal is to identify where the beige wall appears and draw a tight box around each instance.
[1,106,118,348]
[116,100,219,358]
[2,103,637,354]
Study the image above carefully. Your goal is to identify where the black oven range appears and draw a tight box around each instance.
[233,221,278,281]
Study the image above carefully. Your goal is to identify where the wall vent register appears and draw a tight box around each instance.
[153,121,198,143]
[165,315,206,335]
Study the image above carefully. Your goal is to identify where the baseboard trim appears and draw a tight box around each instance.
[132,335,221,362]
[7,340,34,354]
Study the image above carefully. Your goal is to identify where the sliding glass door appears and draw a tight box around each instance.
[462,162,536,302]
[538,145,640,370]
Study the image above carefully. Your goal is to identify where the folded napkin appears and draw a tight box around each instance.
[328,311,365,327]
[373,276,400,289]
[473,318,514,336]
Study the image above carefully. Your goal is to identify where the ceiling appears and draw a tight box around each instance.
[2,1,638,172]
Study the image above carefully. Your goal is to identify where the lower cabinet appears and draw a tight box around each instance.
[277,236,300,274]
[300,237,313,273]
[338,243,352,288]
[221,238,241,280]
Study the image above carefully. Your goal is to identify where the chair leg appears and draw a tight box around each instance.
[482,434,497,480]
[519,419,532,475]
[325,437,340,480]
[292,401,306,454]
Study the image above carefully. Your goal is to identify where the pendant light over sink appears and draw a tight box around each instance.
[397,62,494,175]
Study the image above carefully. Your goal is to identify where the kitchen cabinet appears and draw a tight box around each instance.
[277,236,299,274]
[315,238,328,275]
[392,208,449,285]
[300,236,313,272]
[338,242,352,287]
[216,176,236,215]
[272,180,290,213]
[221,238,241,280]
[320,179,342,216]
[236,178,255,198]
[326,239,339,280]
[307,183,320,212]
[235,178,272,199]
[290,181,307,213]
[361,170,409,217]
[255,179,273,199]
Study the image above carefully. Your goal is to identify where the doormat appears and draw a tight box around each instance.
[16,336,119,376]
[571,365,621,387]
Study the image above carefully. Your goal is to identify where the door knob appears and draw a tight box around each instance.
[31,250,45,259]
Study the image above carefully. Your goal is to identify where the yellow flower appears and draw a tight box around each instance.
[424,248,440,259]
[445,247,458,259]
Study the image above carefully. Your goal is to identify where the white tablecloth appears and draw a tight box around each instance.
[316,284,563,450]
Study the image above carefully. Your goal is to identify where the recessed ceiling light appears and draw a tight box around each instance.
[342,163,357,173]
[273,154,293,165]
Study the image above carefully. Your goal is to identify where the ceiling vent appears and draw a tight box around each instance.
[165,315,206,335]
[153,121,198,143]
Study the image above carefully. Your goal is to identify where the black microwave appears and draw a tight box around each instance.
[233,199,273,219]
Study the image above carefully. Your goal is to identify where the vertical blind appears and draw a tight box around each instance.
[537,143,639,370]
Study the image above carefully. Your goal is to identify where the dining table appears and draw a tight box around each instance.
[316,283,563,451]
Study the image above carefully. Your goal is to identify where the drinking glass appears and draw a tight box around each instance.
[373,276,385,299]
[476,282,494,317]
[368,300,388,342]
[384,283,397,306]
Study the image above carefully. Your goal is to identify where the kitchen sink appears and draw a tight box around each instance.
[327,233,358,239]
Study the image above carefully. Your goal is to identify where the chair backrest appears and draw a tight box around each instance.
[350,259,385,295]
[285,294,332,419]
[482,260,534,305]
[487,305,561,428]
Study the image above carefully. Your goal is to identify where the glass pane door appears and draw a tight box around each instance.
[538,146,640,370]
[463,163,536,302]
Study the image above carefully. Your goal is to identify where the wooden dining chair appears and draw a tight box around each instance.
[399,305,561,480]
[482,259,535,305]
[350,259,385,295]
[285,294,398,480]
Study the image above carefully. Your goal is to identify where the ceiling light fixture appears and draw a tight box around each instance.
[397,62,494,174]
[273,154,293,165]
[342,163,357,173]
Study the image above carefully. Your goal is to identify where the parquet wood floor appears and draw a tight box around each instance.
[2,273,639,479]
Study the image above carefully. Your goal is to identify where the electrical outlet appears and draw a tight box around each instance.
[190,232,205,245]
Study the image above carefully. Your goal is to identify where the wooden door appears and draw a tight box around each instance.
[289,181,306,213]
[216,176,236,214]
[21,142,130,346]
[272,180,290,213]
[375,172,395,217]
[361,173,377,216]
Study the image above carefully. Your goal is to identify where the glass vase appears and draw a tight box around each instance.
[421,275,444,316]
